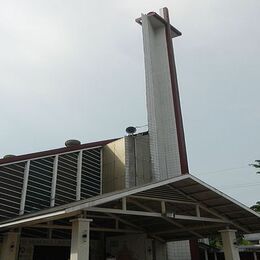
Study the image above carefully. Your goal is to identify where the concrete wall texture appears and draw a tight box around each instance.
[102,138,126,193]
[141,14,182,181]
[167,240,192,260]
[102,134,152,193]
[125,134,152,188]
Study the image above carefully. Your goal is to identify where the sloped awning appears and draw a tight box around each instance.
[1,174,260,241]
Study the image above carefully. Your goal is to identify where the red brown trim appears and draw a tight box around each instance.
[0,137,119,165]
[163,8,189,175]
[189,239,200,260]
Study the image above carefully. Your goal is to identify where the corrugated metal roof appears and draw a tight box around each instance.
[1,174,259,241]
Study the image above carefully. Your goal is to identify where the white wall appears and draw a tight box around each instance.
[167,240,191,260]
[141,14,181,181]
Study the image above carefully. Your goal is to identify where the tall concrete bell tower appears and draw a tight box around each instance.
[136,7,189,180]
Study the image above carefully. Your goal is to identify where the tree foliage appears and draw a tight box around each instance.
[250,201,260,213]
[208,232,252,249]
[249,160,260,174]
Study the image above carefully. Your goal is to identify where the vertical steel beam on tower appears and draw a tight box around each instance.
[161,7,189,175]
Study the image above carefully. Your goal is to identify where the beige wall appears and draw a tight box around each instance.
[125,134,152,188]
[102,138,126,193]
[102,134,152,193]
[0,232,20,260]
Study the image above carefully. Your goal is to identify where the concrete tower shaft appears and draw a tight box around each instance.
[137,8,189,180]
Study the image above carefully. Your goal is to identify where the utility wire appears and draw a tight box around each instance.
[195,165,249,176]
[217,182,260,189]
[217,183,260,190]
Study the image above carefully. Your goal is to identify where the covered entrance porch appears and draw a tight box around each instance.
[1,174,260,260]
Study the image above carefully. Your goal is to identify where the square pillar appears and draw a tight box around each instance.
[70,218,92,260]
[0,232,20,260]
[204,249,209,260]
[219,229,240,260]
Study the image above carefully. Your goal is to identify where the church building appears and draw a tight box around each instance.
[0,8,260,260]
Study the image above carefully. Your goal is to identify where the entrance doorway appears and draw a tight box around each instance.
[33,246,70,260]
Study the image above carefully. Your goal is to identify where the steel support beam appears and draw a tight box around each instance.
[50,155,58,207]
[20,160,30,215]
[76,151,83,201]
[196,205,200,217]
[155,223,224,235]
[129,195,196,205]
[105,212,165,243]
[33,224,140,233]
[174,214,228,223]
[87,207,162,218]
[167,185,249,233]
[122,197,127,211]
[128,198,203,238]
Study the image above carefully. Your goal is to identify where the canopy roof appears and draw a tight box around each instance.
[1,174,259,241]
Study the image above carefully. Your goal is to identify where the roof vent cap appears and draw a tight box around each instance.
[65,139,81,147]
[3,154,16,159]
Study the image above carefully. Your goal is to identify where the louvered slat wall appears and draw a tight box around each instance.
[0,162,25,219]
[0,147,101,221]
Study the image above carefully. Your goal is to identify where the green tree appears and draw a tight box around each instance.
[250,201,260,213]
[249,161,260,213]
[249,160,260,174]
[209,232,252,248]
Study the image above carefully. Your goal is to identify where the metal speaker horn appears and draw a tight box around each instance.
[126,126,137,135]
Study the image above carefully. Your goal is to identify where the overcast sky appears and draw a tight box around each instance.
[0,0,259,206]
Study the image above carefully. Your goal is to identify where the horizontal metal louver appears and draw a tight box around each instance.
[24,157,54,213]
[81,149,101,199]
[0,147,102,221]
[0,162,25,221]
[55,153,78,206]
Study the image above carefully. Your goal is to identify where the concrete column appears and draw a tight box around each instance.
[219,229,240,260]
[70,218,92,260]
[204,249,209,260]
[253,252,257,260]
[0,232,20,260]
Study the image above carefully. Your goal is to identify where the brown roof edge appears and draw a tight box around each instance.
[0,137,120,165]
